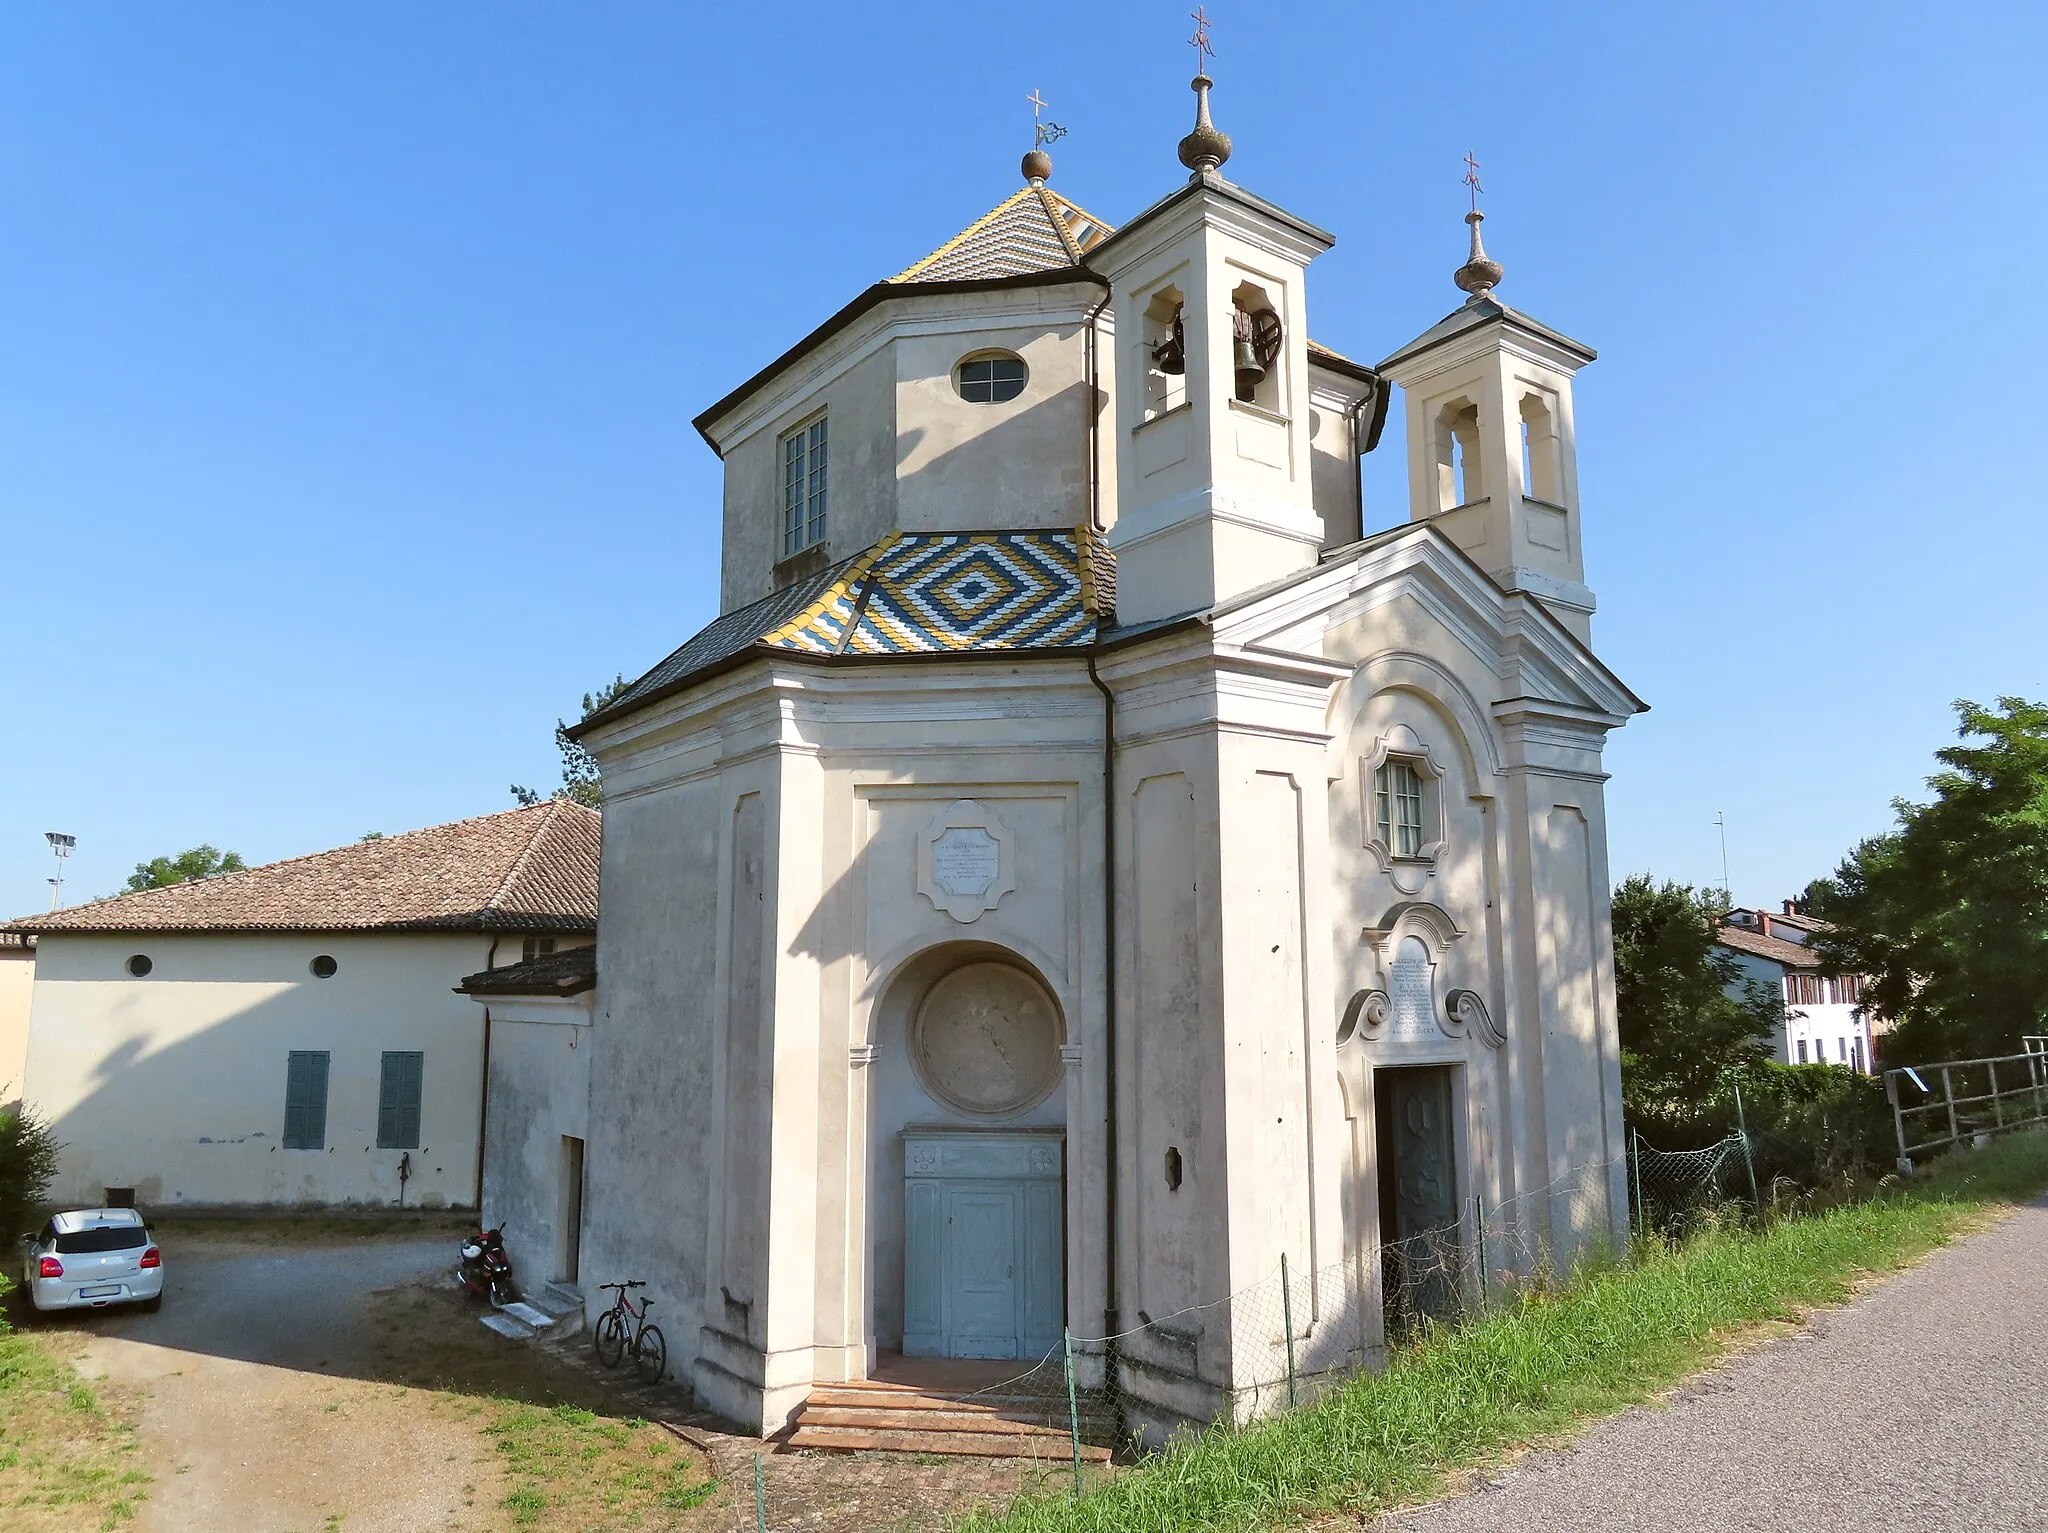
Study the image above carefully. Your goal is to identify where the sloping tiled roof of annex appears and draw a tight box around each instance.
[582,528,1106,732]
[456,943,597,998]
[3,801,600,936]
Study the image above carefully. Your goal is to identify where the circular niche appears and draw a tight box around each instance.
[910,960,1063,1118]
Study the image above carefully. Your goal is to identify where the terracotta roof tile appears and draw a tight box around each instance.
[4,802,600,936]
[456,944,596,998]
[1715,924,1821,970]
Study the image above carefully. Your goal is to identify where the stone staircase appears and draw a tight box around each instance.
[778,1377,1115,1461]
[477,1280,586,1341]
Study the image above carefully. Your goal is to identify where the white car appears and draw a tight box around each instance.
[21,1208,163,1315]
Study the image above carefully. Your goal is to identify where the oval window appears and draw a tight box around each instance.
[956,353,1027,404]
[125,954,153,977]
[309,955,338,979]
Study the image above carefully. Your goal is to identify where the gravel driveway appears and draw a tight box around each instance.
[59,1228,493,1533]
[1379,1198,2048,1533]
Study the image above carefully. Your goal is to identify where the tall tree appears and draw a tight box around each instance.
[512,675,631,810]
[122,844,245,893]
[1805,697,2048,1063]
[1612,874,1779,1120]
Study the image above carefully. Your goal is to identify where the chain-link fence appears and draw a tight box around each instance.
[1627,1129,1752,1235]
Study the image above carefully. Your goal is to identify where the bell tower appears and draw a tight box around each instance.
[1091,70,1333,627]
[1377,181,1599,642]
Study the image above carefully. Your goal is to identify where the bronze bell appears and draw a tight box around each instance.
[1152,310,1186,376]
[1232,310,1265,399]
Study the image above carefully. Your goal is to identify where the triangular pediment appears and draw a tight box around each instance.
[1207,523,1644,723]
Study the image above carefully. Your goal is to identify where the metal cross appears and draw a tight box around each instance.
[1028,89,1066,149]
[1189,7,1216,72]
[1463,150,1484,212]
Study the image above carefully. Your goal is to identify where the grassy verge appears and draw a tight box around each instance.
[0,1281,150,1531]
[363,1282,718,1531]
[959,1130,2048,1533]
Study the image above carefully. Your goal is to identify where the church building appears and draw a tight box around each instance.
[557,70,1643,1441]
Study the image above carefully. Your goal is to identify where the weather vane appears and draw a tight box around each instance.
[1027,88,1066,149]
[1463,149,1483,212]
[1189,7,1216,73]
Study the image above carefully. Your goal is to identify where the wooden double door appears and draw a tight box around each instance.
[902,1132,1063,1360]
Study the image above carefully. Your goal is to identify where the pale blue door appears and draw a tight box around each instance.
[902,1133,1065,1360]
[947,1185,1022,1358]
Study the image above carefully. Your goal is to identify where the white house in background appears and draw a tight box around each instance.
[1717,903,1877,1072]
[523,73,1644,1443]
[0,932,33,1103]
[2,801,598,1210]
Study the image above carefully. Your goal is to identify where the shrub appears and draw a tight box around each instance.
[0,1104,61,1252]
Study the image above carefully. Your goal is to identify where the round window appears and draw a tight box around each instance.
[309,955,338,979]
[125,954,153,978]
[955,353,1027,404]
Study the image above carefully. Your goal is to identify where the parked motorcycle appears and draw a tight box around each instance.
[457,1225,517,1307]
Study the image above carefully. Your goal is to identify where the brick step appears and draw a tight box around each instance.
[800,1404,1075,1436]
[803,1387,1056,1414]
[785,1423,1113,1461]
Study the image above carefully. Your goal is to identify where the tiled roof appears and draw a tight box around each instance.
[457,944,597,998]
[594,529,1099,726]
[4,802,600,936]
[886,192,1370,382]
[0,931,32,954]
[1716,925,1820,970]
[768,531,1096,655]
[890,188,1111,284]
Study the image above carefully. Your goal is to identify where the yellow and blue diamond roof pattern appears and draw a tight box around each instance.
[598,529,1106,719]
[764,531,1096,655]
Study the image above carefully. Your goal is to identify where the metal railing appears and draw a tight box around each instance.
[1884,1050,2048,1172]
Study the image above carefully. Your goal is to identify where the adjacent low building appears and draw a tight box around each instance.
[0,932,33,1104]
[1717,903,1877,1072]
[456,944,598,1294]
[2,801,598,1209]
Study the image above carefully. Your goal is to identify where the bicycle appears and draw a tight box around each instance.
[593,1280,667,1384]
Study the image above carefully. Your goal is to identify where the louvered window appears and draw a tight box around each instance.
[282,1051,331,1150]
[781,415,828,557]
[377,1051,424,1149]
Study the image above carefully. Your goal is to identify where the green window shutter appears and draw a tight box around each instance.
[283,1051,330,1150]
[377,1051,424,1149]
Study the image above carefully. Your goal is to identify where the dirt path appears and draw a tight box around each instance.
[64,1232,498,1533]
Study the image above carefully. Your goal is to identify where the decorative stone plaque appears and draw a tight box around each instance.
[916,800,1017,922]
[931,827,1000,897]
[1387,936,1436,1042]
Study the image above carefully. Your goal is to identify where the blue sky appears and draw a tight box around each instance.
[4,2,2044,916]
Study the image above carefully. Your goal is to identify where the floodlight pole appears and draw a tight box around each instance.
[44,832,76,910]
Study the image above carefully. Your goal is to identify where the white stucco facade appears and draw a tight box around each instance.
[0,940,32,1104]
[20,932,503,1208]
[475,988,594,1291]
[559,123,1640,1442]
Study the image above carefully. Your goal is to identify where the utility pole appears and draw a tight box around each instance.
[1713,812,1731,906]
[44,832,76,910]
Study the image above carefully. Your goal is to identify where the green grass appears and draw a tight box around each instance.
[481,1400,715,1528]
[0,1279,152,1531]
[957,1130,2048,1533]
